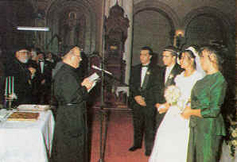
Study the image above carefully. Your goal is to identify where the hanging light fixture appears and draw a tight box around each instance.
[17,26,49,31]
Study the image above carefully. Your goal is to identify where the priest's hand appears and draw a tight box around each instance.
[134,95,146,106]
[28,67,36,78]
[81,78,93,91]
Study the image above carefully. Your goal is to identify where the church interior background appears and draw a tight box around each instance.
[0,0,236,161]
[0,0,236,112]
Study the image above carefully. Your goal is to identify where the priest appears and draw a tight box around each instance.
[52,46,93,162]
[5,47,36,107]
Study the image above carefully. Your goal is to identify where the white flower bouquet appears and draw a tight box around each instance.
[164,85,181,106]
[164,85,189,112]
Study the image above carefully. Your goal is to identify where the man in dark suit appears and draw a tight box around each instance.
[155,46,183,127]
[129,46,163,156]
[162,46,183,88]
[35,52,54,104]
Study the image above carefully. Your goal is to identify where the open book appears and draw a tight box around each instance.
[87,72,100,92]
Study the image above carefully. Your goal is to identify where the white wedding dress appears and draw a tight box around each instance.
[149,71,203,162]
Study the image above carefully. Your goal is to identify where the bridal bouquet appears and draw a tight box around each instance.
[164,85,181,106]
[164,85,187,112]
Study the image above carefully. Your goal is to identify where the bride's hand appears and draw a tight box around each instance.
[181,105,192,119]
[156,103,169,114]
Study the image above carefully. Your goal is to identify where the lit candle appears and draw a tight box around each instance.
[8,76,11,94]
[12,76,14,94]
[5,77,8,96]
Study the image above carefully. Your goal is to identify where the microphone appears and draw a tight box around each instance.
[91,65,112,75]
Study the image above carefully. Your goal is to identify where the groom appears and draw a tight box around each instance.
[155,46,183,128]
[129,46,163,156]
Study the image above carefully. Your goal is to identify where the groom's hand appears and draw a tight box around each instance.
[134,95,146,106]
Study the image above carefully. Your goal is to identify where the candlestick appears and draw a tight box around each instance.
[5,77,8,96]
[9,76,11,95]
[12,76,14,94]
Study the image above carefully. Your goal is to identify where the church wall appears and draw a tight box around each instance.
[133,0,235,24]
[132,0,235,65]
[0,0,235,102]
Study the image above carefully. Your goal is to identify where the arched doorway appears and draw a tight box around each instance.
[185,15,224,48]
[133,9,174,66]
[183,7,234,53]
[132,1,179,67]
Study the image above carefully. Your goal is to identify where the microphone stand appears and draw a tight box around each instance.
[94,61,128,162]
[98,0,107,161]
[97,0,127,161]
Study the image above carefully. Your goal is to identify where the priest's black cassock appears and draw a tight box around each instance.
[52,63,89,162]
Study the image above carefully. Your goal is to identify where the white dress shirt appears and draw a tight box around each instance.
[40,61,44,74]
[165,64,175,84]
[141,64,149,87]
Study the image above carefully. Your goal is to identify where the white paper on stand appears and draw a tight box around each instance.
[87,72,100,92]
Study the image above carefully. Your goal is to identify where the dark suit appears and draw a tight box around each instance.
[130,64,163,154]
[156,63,183,129]
[163,63,183,88]
[35,60,54,104]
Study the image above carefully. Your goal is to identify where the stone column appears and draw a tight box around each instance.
[122,0,133,84]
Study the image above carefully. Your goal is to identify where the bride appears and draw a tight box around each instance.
[149,46,205,162]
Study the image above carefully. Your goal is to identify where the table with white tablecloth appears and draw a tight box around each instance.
[0,110,55,162]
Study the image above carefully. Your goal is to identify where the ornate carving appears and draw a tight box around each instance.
[103,2,129,107]
[105,3,129,45]
[104,2,129,81]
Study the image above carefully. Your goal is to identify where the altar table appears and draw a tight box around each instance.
[0,110,55,162]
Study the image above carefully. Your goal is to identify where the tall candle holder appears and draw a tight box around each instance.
[4,76,17,109]
[4,95,13,110]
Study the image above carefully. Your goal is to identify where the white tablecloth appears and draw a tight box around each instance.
[0,110,55,162]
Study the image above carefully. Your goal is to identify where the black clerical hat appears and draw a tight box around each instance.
[13,45,30,53]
